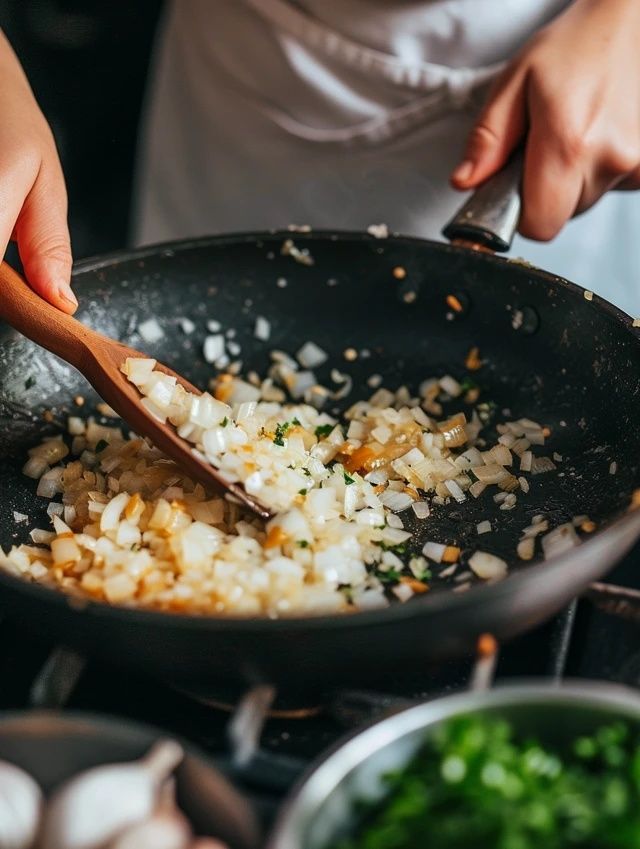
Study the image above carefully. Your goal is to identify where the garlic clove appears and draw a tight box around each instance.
[41,740,184,849]
[106,810,192,849]
[0,760,42,849]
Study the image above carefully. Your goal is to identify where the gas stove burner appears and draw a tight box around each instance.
[170,680,324,719]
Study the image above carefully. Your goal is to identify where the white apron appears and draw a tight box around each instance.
[134,0,640,316]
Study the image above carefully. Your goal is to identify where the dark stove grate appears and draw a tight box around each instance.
[1,556,640,823]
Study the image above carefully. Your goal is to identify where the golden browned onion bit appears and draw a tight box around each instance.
[392,266,407,280]
[446,294,463,313]
[465,346,482,371]
[343,348,358,362]
[74,395,85,407]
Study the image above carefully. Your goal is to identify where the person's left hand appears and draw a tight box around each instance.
[450,0,640,241]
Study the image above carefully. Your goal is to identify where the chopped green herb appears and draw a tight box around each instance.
[303,467,312,477]
[315,423,334,438]
[415,567,432,582]
[343,471,356,485]
[338,584,354,603]
[459,377,478,394]
[274,420,298,446]
[375,541,407,556]
[95,439,109,453]
[25,376,35,389]
[296,539,309,548]
[292,417,301,426]
[298,489,308,496]
[336,715,640,849]
[371,566,402,585]
[130,542,142,552]
[220,416,229,427]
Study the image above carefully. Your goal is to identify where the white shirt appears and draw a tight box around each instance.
[134,0,640,315]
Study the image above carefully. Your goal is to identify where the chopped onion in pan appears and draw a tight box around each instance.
[4,349,572,616]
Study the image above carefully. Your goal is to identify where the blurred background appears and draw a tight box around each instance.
[0,1,163,258]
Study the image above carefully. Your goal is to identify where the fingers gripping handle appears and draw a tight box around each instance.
[443,151,524,252]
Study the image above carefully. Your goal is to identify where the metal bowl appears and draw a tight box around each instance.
[268,681,640,849]
[0,710,260,849]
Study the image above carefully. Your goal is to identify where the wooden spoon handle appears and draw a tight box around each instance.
[0,262,97,369]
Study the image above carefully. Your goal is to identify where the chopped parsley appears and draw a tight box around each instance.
[274,419,299,446]
[371,566,402,585]
[337,715,640,849]
[375,541,407,556]
[459,377,478,394]
[298,488,308,496]
[315,423,334,438]
[343,471,356,485]
[303,468,312,477]
[95,439,109,453]
[296,539,309,548]
[338,584,354,603]
[219,416,229,427]
[414,567,432,582]
[25,376,35,389]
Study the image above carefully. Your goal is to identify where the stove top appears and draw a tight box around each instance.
[1,545,640,830]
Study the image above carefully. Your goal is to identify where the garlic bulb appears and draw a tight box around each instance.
[106,810,192,849]
[41,740,183,849]
[0,760,42,849]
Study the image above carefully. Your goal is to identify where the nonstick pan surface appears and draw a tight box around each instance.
[0,231,638,695]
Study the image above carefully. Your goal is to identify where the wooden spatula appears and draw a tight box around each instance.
[0,262,272,520]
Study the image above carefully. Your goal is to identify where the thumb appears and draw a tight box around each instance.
[451,67,527,190]
[15,166,75,314]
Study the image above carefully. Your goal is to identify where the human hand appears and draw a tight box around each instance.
[0,30,75,312]
[451,0,640,241]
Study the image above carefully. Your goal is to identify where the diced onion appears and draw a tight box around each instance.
[541,523,580,559]
[422,541,446,563]
[412,501,430,519]
[297,342,328,368]
[138,318,164,343]
[255,317,271,341]
[469,551,507,580]
[203,335,225,363]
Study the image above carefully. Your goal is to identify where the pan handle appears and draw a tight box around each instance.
[442,150,523,252]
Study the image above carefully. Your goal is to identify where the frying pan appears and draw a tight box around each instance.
[0,165,639,700]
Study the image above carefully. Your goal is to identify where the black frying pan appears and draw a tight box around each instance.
[0,167,639,700]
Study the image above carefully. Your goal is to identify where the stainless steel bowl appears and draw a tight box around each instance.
[0,710,260,849]
[267,681,640,849]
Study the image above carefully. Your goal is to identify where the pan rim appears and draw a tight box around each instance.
[2,229,637,633]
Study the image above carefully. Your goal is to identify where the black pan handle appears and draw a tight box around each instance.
[442,150,523,252]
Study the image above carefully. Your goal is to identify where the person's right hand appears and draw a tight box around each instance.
[0,30,75,313]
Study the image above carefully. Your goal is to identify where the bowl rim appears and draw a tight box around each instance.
[0,708,261,849]
[267,679,640,848]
